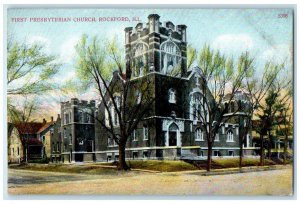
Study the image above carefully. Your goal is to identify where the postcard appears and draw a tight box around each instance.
[5,7,294,197]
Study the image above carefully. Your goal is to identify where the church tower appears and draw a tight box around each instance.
[124,14,187,78]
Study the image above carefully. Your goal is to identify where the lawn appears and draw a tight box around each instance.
[9,163,120,175]
[126,160,199,172]
[9,158,282,174]
[98,158,279,171]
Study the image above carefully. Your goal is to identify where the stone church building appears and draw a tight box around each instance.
[92,14,254,162]
[58,14,254,162]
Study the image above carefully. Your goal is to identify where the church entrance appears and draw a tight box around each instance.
[169,131,177,146]
[167,122,180,146]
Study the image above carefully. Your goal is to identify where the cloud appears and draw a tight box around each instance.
[59,36,81,64]
[261,44,292,64]
[27,36,51,53]
[212,34,254,55]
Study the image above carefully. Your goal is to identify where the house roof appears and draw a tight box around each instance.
[28,138,43,145]
[14,122,44,135]
[36,121,55,134]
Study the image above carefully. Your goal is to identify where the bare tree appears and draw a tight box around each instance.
[75,35,155,170]
[189,45,251,171]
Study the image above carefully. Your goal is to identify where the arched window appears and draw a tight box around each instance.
[160,40,181,74]
[133,43,148,77]
[168,89,176,103]
[189,92,204,121]
[227,130,234,142]
[195,128,204,141]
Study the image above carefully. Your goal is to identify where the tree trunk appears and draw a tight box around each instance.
[207,142,212,172]
[239,138,243,169]
[118,143,129,170]
[283,134,288,165]
[267,131,271,160]
[260,134,264,166]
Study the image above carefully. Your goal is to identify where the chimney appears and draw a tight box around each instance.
[43,118,46,124]
[51,116,54,122]
[57,114,61,119]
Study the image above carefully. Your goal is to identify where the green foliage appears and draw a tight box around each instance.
[187,45,197,69]
[7,41,60,95]
[75,35,122,91]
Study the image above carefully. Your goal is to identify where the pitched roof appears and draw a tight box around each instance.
[36,121,55,134]
[14,122,44,135]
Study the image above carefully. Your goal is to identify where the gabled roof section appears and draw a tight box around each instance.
[14,122,44,135]
[37,121,55,134]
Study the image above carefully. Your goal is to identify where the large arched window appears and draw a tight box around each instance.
[160,40,181,74]
[190,92,209,122]
[133,43,148,77]
[195,128,204,141]
[227,130,234,142]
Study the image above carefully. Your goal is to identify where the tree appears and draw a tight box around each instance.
[243,62,284,166]
[278,102,293,165]
[189,45,251,171]
[7,41,60,96]
[7,39,60,123]
[255,78,291,160]
[75,35,155,170]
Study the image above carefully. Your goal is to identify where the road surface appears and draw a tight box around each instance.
[7,167,293,196]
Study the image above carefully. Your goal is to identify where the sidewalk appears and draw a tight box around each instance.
[168,164,292,176]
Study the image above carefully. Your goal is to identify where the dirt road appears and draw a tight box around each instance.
[7,167,293,196]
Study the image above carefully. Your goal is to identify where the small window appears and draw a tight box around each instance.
[114,108,119,126]
[227,131,234,142]
[215,133,219,141]
[195,128,204,141]
[133,129,138,141]
[108,138,115,147]
[228,150,234,156]
[107,155,112,162]
[63,128,67,138]
[213,150,220,157]
[143,126,149,140]
[222,126,225,134]
[200,150,204,157]
[69,134,72,145]
[133,151,138,159]
[17,147,19,156]
[79,111,83,123]
[143,151,149,158]
[168,89,176,103]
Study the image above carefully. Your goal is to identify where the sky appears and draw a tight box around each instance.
[7,8,294,120]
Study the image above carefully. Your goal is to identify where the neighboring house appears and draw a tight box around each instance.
[37,115,62,162]
[8,123,23,163]
[60,99,96,163]
[14,122,44,162]
[251,119,293,158]
[93,14,254,162]
[8,116,62,163]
